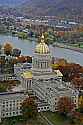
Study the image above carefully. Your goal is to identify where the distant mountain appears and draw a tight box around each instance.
[0,0,27,7]
[16,0,83,18]
[17,0,62,16]
[0,0,27,16]
[0,0,83,19]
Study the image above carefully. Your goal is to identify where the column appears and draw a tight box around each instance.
[43,62,45,69]
[42,62,44,69]
[26,79,28,89]
[34,59,36,68]
[30,80,32,89]
[41,63,42,69]
[39,62,41,69]
[38,62,39,68]
[45,62,47,69]
[34,59,37,68]
[46,62,48,68]
[28,80,30,89]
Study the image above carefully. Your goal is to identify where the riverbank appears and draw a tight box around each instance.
[53,42,83,53]
[0,34,83,65]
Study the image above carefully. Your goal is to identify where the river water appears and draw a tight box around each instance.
[0,35,83,65]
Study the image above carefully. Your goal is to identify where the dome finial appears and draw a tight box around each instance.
[41,33,45,43]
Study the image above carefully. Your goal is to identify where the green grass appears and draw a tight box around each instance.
[70,43,83,48]
[0,112,82,125]
[42,111,72,125]
[79,44,83,48]
[42,111,83,125]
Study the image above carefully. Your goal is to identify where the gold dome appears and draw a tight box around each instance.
[35,34,50,54]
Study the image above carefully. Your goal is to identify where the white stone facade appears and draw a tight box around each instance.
[0,91,28,122]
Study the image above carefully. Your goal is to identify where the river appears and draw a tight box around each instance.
[0,34,83,66]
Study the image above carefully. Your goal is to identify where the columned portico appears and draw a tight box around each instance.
[32,53,52,74]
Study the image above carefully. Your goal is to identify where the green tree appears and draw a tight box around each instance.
[78,95,83,113]
[0,84,7,92]
[18,32,27,39]
[44,32,55,45]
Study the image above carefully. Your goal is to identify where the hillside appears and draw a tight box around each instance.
[0,0,83,19]
[17,0,83,18]
[0,0,27,6]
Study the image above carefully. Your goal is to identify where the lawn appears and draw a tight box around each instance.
[70,43,83,49]
[42,111,74,125]
[79,44,83,48]
[0,112,82,125]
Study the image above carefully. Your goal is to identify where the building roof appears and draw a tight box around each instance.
[22,71,32,79]
[12,85,25,92]
[35,34,50,54]
[0,91,24,96]
[54,70,63,77]
[21,69,62,80]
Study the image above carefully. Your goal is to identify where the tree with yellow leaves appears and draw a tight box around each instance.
[78,95,83,113]
[4,42,13,55]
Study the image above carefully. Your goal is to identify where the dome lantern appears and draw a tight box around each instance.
[35,34,50,54]
[41,34,44,43]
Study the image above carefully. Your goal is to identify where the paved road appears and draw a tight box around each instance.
[40,113,55,125]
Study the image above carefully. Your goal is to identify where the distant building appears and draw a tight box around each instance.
[1,56,14,74]
[0,47,14,81]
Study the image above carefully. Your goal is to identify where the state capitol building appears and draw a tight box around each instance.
[0,35,78,122]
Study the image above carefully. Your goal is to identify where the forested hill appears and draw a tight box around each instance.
[0,0,83,18]
[16,0,83,18]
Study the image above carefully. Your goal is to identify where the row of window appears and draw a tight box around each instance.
[3,104,21,109]
[3,100,21,104]
[38,106,49,112]
[2,100,22,109]
[2,106,20,111]
[37,78,61,82]
[2,110,21,117]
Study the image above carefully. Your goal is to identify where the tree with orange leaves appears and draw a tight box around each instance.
[57,96,75,115]
[72,77,83,90]
[26,56,32,63]
[57,31,65,37]
[79,67,83,73]
[17,56,26,63]
[57,62,81,82]
[4,42,13,55]
[21,96,38,120]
